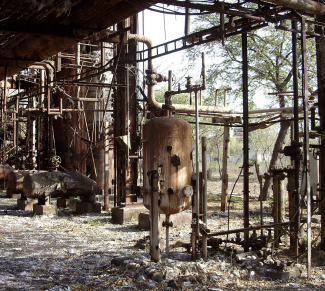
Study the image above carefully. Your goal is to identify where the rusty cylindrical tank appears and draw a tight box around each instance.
[142,116,193,215]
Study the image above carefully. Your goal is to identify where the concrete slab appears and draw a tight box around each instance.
[33,204,58,215]
[76,201,101,214]
[6,193,21,199]
[138,212,192,230]
[112,204,148,224]
[17,198,38,211]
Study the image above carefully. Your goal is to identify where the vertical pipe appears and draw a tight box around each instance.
[273,175,279,248]
[166,214,170,254]
[292,20,301,260]
[279,176,285,225]
[202,136,208,258]
[242,32,250,252]
[3,67,8,164]
[221,120,230,212]
[104,122,109,211]
[195,89,200,237]
[126,44,130,168]
[315,16,325,252]
[301,17,311,277]
[76,43,81,99]
[191,89,200,260]
[150,170,160,262]
[215,89,219,106]
[168,70,172,91]
[185,0,190,36]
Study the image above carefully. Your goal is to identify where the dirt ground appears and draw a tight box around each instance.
[0,180,325,291]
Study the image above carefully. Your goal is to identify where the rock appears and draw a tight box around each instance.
[196,262,207,272]
[137,275,145,281]
[182,281,193,287]
[19,271,29,277]
[120,286,137,291]
[209,275,220,282]
[249,270,255,280]
[148,270,165,282]
[167,279,179,290]
[165,267,180,280]
[232,269,241,278]
[49,285,71,291]
[126,262,139,270]
[289,283,301,289]
[111,256,131,267]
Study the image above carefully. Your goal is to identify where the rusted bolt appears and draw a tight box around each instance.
[167,145,173,151]
[167,188,174,194]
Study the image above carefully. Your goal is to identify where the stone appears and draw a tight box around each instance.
[165,267,179,280]
[126,262,138,270]
[120,286,136,290]
[33,204,58,215]
[167,279,179,290]
[148,270,165,282]
[233,269,241,278]
[249,270,255,280]
[111,256,131,267]
[196,262,207,272]
[289,283,301,289]
[264,268,300,280]
[49,285,71,291]
[137,275,145,281]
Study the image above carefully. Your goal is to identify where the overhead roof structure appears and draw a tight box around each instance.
[0,0,159,79]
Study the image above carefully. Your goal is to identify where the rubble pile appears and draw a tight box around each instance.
[0,195,324,290]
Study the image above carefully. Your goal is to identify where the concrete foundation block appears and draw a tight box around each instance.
[6,193,21,199]
[76,201,101,214]
[138,212,192,230]
[33,204,58,215]
[139,212,151,230]
[112,204,148,224]
[17,198,38,211]
[57,198,77,210]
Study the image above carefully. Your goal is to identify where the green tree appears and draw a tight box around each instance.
[188,18,316,199]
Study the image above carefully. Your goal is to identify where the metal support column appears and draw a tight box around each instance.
[202,136,208,257]
[301,17,311,276]
[292,20,301,259]
[242,32,250,252]
[150,170,160,262]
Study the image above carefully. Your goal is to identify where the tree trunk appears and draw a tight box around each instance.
[260,120,291,201]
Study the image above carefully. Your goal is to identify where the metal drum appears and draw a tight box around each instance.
[142,116,193,214]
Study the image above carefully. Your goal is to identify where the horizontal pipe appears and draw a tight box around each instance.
[201,222,290,237]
